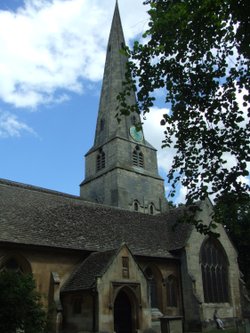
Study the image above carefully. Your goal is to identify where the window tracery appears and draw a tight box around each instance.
[201,238,229,303]
[4,258,22,273]
[0,255,31,275]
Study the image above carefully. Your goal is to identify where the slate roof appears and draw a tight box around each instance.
[0,178,194,258]
[61,249,117,292]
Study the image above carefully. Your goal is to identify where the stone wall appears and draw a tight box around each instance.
[181,199,242,331]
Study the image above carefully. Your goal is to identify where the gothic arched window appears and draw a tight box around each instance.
[145,267,158,308]
[149,204,154,215]
[166,275,178,307]
[134,201,139,212]
[4,258,22,273]
[96,148,105,171]
[201,238,229,303]
[132,146,144,168]
[1,255,31,275]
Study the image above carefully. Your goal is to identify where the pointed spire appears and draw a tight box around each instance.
[80,2,167,214]
[93,1,140,147]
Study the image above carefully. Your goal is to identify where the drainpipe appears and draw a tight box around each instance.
[92,288,97,332]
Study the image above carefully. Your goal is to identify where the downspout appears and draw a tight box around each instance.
[92,288,98,332]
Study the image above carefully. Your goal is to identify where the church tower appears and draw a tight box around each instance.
[80,2,168,214]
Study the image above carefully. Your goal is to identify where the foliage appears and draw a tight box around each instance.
[117,0,250,207]
[0,271,46,333]
[215,193,250,289]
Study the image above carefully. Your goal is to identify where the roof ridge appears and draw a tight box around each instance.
[0,178,159,215]
[0,178,80,200]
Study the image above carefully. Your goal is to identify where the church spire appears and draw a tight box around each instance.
[80,3,168,214]
[93,1,141,147]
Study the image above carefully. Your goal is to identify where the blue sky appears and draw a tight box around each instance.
[0,0,185,201]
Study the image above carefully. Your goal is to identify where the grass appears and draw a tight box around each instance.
[207,328,237,333]
[187,329,237,333]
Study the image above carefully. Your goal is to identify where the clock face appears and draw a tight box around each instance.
[130,126,143,142]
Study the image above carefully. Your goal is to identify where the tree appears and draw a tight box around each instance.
[117,0,250,208]
[215,193,250,290]
[0,271,46,333]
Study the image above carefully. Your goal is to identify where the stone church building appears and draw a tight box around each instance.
[0,3,244,333]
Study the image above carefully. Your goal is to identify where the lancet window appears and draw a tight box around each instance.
[134,200,139,212]
[145,267,158,308]
[166,275,178,307]
[96,148,105,171]
[122,256,129,278]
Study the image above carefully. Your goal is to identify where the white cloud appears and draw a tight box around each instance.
[0,110,36,138]
[175,186,188,205]
[0,0,148,109]
[142,106,188,203]
[143,106,175,174]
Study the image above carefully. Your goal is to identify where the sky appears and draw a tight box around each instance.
[0,0,186,202]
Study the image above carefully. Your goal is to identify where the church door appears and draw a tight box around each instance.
[114,290,133,333]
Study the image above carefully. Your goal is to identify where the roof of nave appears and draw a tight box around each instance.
[0,178,194,258]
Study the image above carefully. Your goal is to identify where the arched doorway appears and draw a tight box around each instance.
[114,289,134,333]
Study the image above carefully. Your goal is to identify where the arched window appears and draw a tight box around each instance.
[134,201,139,212]
[145,267,158,308]
[96,148,105,171]
[4,258,23,273]
[131,115,136,125]
[201,238,229,303]
[149,204,154,215]
[132,146,144,168]
[1,255,31,275]
[166,275,178,307]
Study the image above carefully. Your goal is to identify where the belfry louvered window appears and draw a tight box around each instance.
[131,115,136,125]
[132,146,144,168]
[96,148,105,172]
[201,238,229,303]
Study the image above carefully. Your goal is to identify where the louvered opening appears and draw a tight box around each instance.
[96,149,105,172]
[132,147,144,168]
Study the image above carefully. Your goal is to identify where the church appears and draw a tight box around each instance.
[0,3,244,333]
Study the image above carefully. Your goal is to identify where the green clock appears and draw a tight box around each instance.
[130,126,143,142]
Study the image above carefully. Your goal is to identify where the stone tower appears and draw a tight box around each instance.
[80,2,168,214]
